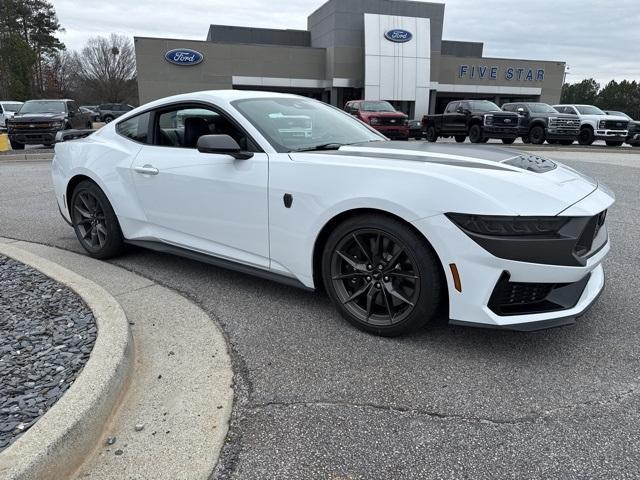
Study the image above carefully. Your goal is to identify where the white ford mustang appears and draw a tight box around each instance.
[52,90,614,336]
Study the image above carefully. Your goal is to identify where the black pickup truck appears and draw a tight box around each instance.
[502,102,580,145]
[422,100,519,144]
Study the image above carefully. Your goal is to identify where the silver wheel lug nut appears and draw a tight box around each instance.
[366,276,371,281]
[384,276,389,282]
[375,282,381,288]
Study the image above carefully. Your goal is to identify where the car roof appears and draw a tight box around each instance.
[24,99,73,102]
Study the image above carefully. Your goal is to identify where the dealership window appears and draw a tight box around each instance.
[116,112,151,144]
[153,106,250,150]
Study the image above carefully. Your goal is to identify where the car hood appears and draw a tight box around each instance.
[361,111,407,118]
[291,141,601,216]
[11,113,66,122]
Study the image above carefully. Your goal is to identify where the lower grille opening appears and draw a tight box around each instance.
[488,272,591,316]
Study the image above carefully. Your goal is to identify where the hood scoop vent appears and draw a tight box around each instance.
[503,154,556,173]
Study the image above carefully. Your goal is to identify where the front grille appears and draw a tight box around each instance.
[488,272,591,316]
[549,117,580,128]
[599,119,629,130]
[492,115,518,126]
[376,117,405,126]
[11,122,56,130]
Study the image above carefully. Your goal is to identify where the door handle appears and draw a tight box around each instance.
[134,164,159,175]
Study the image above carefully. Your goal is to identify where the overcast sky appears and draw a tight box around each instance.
[51,0,639,86]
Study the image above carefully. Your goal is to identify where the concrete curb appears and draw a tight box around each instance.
[0,152,54,162]
[0,240,133,480]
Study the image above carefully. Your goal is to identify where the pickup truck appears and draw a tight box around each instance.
[502,102,580,145]
[344,100,409,140]
[422,100,519,144]
[604,110,640,147]
[552,104,629,146]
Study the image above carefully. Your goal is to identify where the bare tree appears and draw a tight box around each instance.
[44,49,82,98]
[78,33,137,103]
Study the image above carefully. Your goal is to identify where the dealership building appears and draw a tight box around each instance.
[134,0,566,118]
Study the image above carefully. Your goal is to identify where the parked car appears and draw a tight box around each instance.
[552,104,629,146]
[423,100,519,144]
[604,110,640,147]
[0,101,23,129]
[6,99,92,150]
[53,90,613,336]
[80,106,100,123]
[408,119,424,139]
[97,103,134,123]
[502,102,580,145]
[344,100,409,140]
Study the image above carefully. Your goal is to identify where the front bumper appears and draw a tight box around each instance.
[9,129,61,145]
[546,127,580,140]
[627,133,640,145]
[594,129,628,141]
[411,189,613,330]
[374,125,409,139]
[483,126,519,139]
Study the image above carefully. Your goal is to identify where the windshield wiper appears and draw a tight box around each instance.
[292,143,345,152]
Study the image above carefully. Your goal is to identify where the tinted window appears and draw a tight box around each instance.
[68,101,79,113]
[576,105,604,115]
[18,101,66,114]
[468,100,501,112]
[502,104,514,112]
[116,112,150,144]
[154,106,249,150]
[445,102,459,113]
[362,101,395,112]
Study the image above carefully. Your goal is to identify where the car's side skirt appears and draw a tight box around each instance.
[125,240,314,292]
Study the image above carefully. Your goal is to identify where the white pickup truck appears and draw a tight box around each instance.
[553,104,629,146]
[0,101,23,130]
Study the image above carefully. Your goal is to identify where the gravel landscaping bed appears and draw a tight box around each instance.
[0,255,96,451]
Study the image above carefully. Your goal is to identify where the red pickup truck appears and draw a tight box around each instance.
[344,100,409,140]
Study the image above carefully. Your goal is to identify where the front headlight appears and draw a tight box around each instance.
[53,121,65,129]
[598,120,606,129]
[370,118,380,126]
[484,114,494,126]
[446,213,569,236]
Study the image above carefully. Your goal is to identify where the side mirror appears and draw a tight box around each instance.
[455,107,464,114]
[197,134,253,160]
[517,108,527,116]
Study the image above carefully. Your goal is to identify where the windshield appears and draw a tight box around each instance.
[2,102,22,112]
[469,100,501,112]
[232,97,384,153]
[362,101,396,112]
[528,103,558,113]
[576,105,605,115]
[18,101,65,114]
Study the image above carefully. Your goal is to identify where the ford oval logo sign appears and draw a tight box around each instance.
[165,48,204,66]
[384,29,412,43]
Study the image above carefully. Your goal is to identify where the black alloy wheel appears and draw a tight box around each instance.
[425,126,438,142]
[103,115,114,123]
[469,124,483,143]
[578,127,595,146]
[605,141,624,147]
[71,181,124,259]
[9,139,24,150]
[529,125,546,145]
[454,135,466,143]
[501,138,516,145]
[322,215,443,336]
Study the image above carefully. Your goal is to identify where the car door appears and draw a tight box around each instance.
[442,102,460,133]
[66,101,81,128]
[516,103,530,130]
[130,103,270,268]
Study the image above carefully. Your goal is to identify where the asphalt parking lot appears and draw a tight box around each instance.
[1,148,639,479]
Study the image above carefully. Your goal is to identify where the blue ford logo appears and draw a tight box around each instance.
[384,29,413,43]
[165,48,204,66]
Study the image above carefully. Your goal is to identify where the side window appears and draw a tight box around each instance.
[67,101,79,113]
[153,105,250,150]
[116,112,151,144]
[445,102,459,113]
[502,104,512,112]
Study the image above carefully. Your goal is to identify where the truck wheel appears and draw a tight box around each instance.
[529,126,546,144]
[469,124,483,143]
[9,138,24,150]
[501,138,515,145]
[425,126,437,142]
[578,127,594,146]
[454,135,466,143]
[103,115,114,123]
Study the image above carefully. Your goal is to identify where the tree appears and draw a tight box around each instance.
[78,34,137,103]
[560,78,600,105]
[0,0,65,96]
[0,33,36,99]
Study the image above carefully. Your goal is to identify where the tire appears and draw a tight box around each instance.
[9,138,24,150]
[521,136,531,144]
[454,135,466,143]
[578,127,595,146]
[103,115,114,123]
[322,214,443,337]
[559,140,574,146]
[70,180,125,259]
[605,141,623,147]
[529,125,546,145]
[501,138,515,145]
[425,126,437,142]
[469,124,483,143]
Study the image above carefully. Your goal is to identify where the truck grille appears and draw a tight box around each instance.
[492,115,518,126]
[549,117,580,128]
[599,119,629,130]
[11,122,56,130]
[374,117,405,126]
